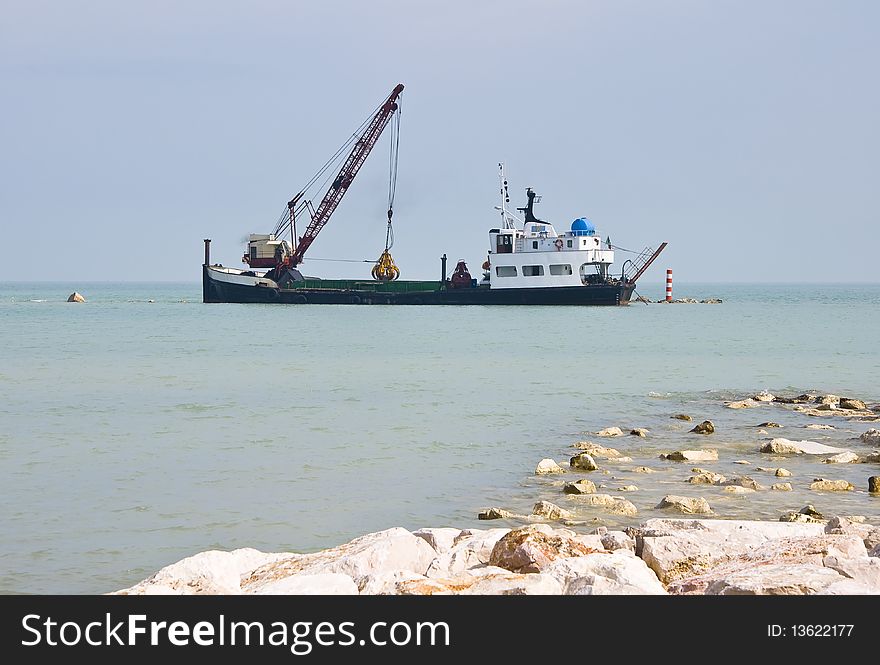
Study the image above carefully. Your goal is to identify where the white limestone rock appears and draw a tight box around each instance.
[760,438,852,455]
[412,528,462,555]
[253,573,358,595]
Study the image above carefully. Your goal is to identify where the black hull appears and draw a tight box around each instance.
[203,266,635,306]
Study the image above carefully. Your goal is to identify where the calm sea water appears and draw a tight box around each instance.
[1,281,879,593]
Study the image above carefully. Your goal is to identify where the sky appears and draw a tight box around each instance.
[1,0,878,282]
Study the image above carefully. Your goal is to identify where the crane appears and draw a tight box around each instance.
[245,83,404,279]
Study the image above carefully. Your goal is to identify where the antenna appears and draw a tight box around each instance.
[497,163,517,230]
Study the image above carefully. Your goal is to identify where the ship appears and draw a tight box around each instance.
[202,84,666,306]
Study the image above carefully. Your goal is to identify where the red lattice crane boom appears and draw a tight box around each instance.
[288,83,404,267]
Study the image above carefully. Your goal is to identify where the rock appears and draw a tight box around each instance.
[546,550,666,595]
[240,528,437,592]
[563,479,597,495]
[726,399,758,409]
[806,424,835,430]
[688,471,726,485]
[771,483,792,491]
[488,524,600,574]
[822,556,880,591]
[633,466,657,473]
[869,477,880,493]
[600,531,636,552]
[840,399,867,411]
[733,460,751,465]
[570,452,598,471]
[661,449,719,462]
[636,518,827,584]
[671,414,692,421]
[531,501,574,521]
[757,422,782,428]
[630,428,649,438]
[424,529,510,578]
[775,393,817,404]
[615,456,633,462]
[822,452,860,464]
[816,403,836,411]
[411,528,461,555]
[656,495,713,515]
[780,512,823,523]
[569,494,638,516]
[359,571,439,595]
[720,476,761,490]
[478,508,514,520]
[861,429,880,445]
[775,468,792,477]
[810,479,855,492]
[723,486,755,494]
[535,458,565,475]
[701,298,722,304]
[67,292,86,303]
[824,516,879,546]
[704,564,844,595]
[252,573,358,595]
[865,452,880,463]
[689,420,715,434]
[616,485,638,492]
[459,572,564,595]
[116,548,289,595]
[596,427,624,437]
[753,391,776,402]
[760,438,852,455]
[818,394,840,405]
[571,442,621,458]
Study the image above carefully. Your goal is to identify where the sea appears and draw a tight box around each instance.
[1,281,879,594]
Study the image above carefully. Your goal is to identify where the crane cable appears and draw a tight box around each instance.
[373,99,402,281]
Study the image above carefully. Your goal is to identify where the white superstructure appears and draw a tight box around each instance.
[484,164,615,290]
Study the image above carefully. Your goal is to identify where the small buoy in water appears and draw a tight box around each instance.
[67,292,86,303]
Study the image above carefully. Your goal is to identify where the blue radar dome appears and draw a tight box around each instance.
[571,218,595,236]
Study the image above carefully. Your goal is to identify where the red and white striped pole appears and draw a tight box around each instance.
[665,269,673,302]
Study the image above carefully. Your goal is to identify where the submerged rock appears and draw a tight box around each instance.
[822,452,860,464]
[689,420,715,434]
[633,466,657,473]
[563,479,596,495]
[775,468,792,477]
[806,424,835,430]
[720,476,761,490]
[617,485,639,492]
[630,428,649,438]
[688,471,726,485]
[661,449,719,462]
[671,414,693,422]
[570,494,638,516]
[861,429,880,445]
[478,508,514,520]
[532,501,574,521]
[727,399,759,409]
[655,495,713,515]
[870,477,880,493]
[596,427,624,437]
[810,479,855,492]
[724,486,755,495]
[753,391,776,402]
[572,442,621,458]
[760,438,852,455]
[771,483,793,491]
[570,453,599,471]
[535,458,565,475]
[840,399,867,411]
[757,422,782,428]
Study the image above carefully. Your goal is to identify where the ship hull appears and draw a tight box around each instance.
[203,266,635,306]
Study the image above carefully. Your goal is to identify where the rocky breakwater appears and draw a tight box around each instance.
[115,516,880,595]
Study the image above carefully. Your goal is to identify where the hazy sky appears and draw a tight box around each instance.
[2,1,877,282]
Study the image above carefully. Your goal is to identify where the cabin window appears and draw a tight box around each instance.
[550,264,572,276]
[567,240,572,248]
[522,265,544,276]
[496,234,513,254]
[532,241,538,249]
[250,246,257,260]
[496,266,517,277]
